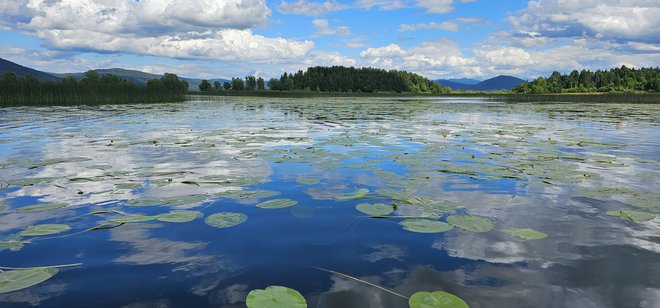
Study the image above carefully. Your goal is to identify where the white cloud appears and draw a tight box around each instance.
[1,0,314,62]
[416,0,454,14]
[359,44,408,58]
[399,21,459,32]
[509,0,660,43]
[312,19,351,36]
[277,0,347,16]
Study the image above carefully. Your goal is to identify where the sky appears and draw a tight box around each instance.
[0,0,659,80]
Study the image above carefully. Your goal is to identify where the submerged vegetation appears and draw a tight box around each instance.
[514,66,660,94]
[0,71,188,106]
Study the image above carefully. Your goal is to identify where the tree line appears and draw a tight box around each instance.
[0,71,188,105]
[209,66,449,93]
[198,76,265,92]
[514,66,660,94]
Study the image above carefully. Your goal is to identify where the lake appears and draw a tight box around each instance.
[0,97,658,307]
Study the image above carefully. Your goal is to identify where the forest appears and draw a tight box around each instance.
[0,71,188,105]
[513,66,660,94]
[205,66,449,94]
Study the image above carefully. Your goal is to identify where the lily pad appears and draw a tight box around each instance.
[156,210,203,223]
[19,224,71,237]
[607,210,655,222]
[447,215,494,233]
[0,204,6,212]
[356,203,393,216]
[125,195,206,207]
[16,202,67,213]
[205,212,248,228]
[335,188,369,201]
[0,235,25,252]
[113,215,157,223]
[502,228,548,240]
[399,219,453,233]
[0,267,59,294]
[214,190,281,199]
[246,285,307,308]
[409,291,469,308]
[297,178,319,185]
[257,198,298,209]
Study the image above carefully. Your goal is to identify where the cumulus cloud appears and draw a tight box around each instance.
[277,0,348,16]
[359,44,408,58]
[509,0,660,43]
[415,0,455,14]
[312,19,351,36]
[1,0,314,61]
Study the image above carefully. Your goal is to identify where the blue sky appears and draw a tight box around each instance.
[1,0,658,80]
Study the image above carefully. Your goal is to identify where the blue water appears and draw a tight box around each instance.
[0,98,659,307]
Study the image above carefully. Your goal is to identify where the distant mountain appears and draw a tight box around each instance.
[434,79,474,90]
[471,75,526,91]
[55,68,229,91]
[1,58,228,91]
[446,78,481,85]
[0,57,62,82]
[434,75,526,91]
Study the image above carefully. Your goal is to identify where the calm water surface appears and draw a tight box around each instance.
[0,97,658,307]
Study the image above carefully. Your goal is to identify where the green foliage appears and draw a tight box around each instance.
[247,66,449,93]
[231,77,245,91]
[514,66,660,94]
[246,286,307,308]
[1,71,187,105]
[199,79,212,92]
[223,81,232,90]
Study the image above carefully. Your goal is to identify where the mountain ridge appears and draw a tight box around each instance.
[435,75,526,91]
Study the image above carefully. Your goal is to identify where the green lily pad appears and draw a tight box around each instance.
[156,210,203,223]
[0,235,25,252]
[214,190,281,199]
[257,198,298,209]
[399,219,453,233]
[246,285,307,308]
[125,195,206,207]
[0,204,6,212]
[16,202,67,213]
[447,215,494,233]
[205,212,248,228]
[19,224,71,237]
[356,203,393,216]
[335,188,369,201]
[409,291,469,308]
[297,178,319,185]
[113,215,157,223]
[502,228,548,240]
[0,267,59,294]
[607,210,655,222]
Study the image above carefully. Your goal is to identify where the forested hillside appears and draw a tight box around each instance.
[264,66,449,93]
[514,66,660,93]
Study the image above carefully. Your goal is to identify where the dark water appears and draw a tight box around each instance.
[0,97,658,307]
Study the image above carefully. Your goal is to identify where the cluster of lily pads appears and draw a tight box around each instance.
[0,99,658,304]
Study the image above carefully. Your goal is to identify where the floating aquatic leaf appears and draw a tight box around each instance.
[356,203,393,216]
[606,210,655,222]
[112,215,156,224]
[115,183,142,189]
[156,210,203,223]
[399,219,453,233]
[9,177,59,187]
[409,291,469,308]
[447,215,494,233]
[0,204,6,212]
[0,235,26,252]
[214,190,281,199]
[69,177,95,183]
[297,178,319,185]
[246,286,307,308]
[16,202,67,213]
[417,201,460,218]
[0,267,59,294]
[335,188,369,201]
[257,198,298,209]
[125,195,206,207]
[502,228,548,240]
[205,212,248,228]
[19,224,70,237]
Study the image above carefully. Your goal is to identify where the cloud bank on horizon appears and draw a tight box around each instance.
[0,0,658,80]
